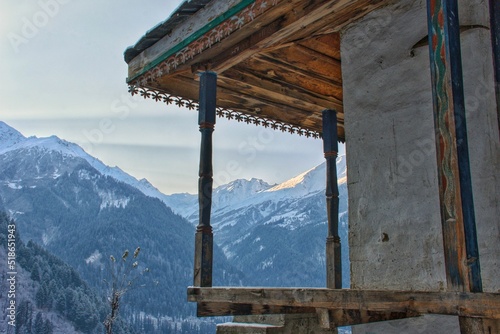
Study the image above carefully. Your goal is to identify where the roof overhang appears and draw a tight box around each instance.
[125,0,392,140]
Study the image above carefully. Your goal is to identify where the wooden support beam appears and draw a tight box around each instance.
[193,71,217,287]
[191,18,285,74]
[198,302,419,326]
[196,302,316,317]
[326,309,420,328]
[426,0,482,295]
[187,287,500,320]
[322,109,341,289]
[426,1,483,332]
[489,0,500,139]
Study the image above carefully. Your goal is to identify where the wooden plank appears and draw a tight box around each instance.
[298,33,341,61]
[191,0,348,75]
[191,17,286,74]
[128,0,252,79]
[426,0,470,291]
[265,44,342,83]
[169,73,342,133]
[197,302,316,317]
[247,55,343,101]
[327,309,420,328]
[216,79,324,126]
[218,72,342,115]
[187,287,500,320]
[198,302,419,326]
[148,73,346,138]
[267,0,390,48]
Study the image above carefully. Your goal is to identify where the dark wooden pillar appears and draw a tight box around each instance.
[490,0,500,139]
[193,71,217,287]
[322,109,341,289]
[426,1,483,332]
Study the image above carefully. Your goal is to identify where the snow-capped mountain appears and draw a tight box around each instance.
[0,121,350,325]
[0,121,239,332]
[0,121,25,148]
[0,121,169,203]
[165,156,347,228]
[164,155,350,288]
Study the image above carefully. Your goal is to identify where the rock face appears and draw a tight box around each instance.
[341,0,499,333]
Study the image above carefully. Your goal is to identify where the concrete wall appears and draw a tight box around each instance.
[340,0,499,332]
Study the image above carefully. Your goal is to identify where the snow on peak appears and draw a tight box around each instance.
[266,155,346,196]
[215,178,272,195]
[0,121,26,150]
[0,123,173,205]
[213,178,274,210]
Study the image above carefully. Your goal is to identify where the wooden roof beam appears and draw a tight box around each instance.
[221,67,343,113]
[250,54,343,100]
[191,0,386,76]
[264,44,342,83]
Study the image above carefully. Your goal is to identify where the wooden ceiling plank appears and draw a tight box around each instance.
[297,33,341,60]
[217,75,335,115]
[247,55,343,102]
[276,0,390,46]
[192,0,387,75]
[169,73,327,129]
[264,44,342,82]
[222,67,342,111]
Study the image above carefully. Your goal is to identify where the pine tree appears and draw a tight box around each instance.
[34,312,44,334]
[43,319,54,334]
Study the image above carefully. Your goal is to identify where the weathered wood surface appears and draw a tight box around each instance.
[490,0,500,139]
[197,302,316,317]
[187,287,500,320]
[426,0,471,291]
[322,109,341,290]
[193,72,217,287]
[127,0,246,79]
[427,2,484,331]
[318,308,420,328]
[127,0,394,139]
[152,73,345,137]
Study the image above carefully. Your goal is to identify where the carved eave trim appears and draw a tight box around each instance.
[128,85,322,138]
[127,0,282,86]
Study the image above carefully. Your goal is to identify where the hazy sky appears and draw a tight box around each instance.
[1,1,340,194]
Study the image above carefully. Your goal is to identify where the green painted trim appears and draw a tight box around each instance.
[127,0,256,83]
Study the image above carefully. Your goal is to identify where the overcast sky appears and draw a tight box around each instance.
[1,1,341,194]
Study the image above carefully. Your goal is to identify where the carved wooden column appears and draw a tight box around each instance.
[426,1,483,332]
[489,0,500,139]
[322,109,341,289]
[193,71,217,287]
